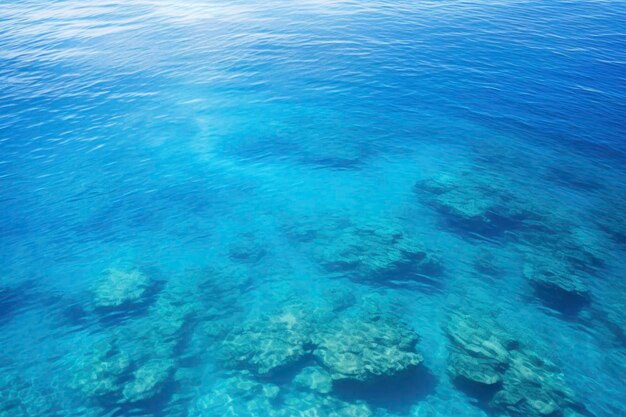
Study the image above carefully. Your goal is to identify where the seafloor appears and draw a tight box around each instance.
[0,1,625,417]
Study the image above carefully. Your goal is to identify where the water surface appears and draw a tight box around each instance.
[1,1,625,417]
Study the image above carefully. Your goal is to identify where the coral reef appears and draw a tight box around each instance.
[445,312,588,417]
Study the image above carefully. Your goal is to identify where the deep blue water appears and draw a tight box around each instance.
[1,1,625,416]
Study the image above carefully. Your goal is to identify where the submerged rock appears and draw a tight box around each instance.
[313,317,423,382]
[71,269,217,406]
[72,324,182,405]
[445,313,511,388]
[593,196,626,245]
[415,171,540,234]
[0,358,58,417]
[509,215,606,314]
[222,306,314,377]
[122,359,174,403]
[448,350,503,386]
[473,250,503,277]
[191,374,280,416]
[190,372,373,417]
[519,223,607,273]
[221,300,426,401]
[445,312,589,417]
[491,349,579,417]
[294,366,333,394]
[562,227,607,269]
[597,213,626,245]
[282,394,373,417]
[523,256,591,311]
[229,233,268,264]
[71,339,131,398]
[309,220,442,285]
[328,401,373,417]
[92,268,151,309]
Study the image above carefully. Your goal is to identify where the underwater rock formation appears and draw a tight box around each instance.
[294,366,333,394]
[325,401,373,417]
[229,233,268,264]
[0,358,58,417]
[0,281,35,324]
[491,349,582,417]
[71,338,132,398]
[515,222,607,314]
[122,358,174,403]
[518,224,607,272]
[592,196,626,245]
[189,372,373,417]
[415,168,607,315]
[71,263,253,410]
[71,317,181,405]
[597,214,626,245]
[220,300,426,414]
[194,264,253,318]
[91,268,152,309]
[473,249,504,277]
[296,218,442,285]
[190,373,280,417]
[523,255,591,311]
[446,312,512,389]
[222,306,315,377]
[316,223,441,279]
[415,170,541,234]
[312,317,423,382]
[72,276,204,405]
[446,313,589,417]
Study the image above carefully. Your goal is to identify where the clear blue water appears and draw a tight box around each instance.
[1,1,625,416]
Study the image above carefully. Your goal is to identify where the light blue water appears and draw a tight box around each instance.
[1,1,625,417]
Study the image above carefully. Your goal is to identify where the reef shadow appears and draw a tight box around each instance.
[332,365,437,413]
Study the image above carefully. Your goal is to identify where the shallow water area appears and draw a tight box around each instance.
[0,1,625,417]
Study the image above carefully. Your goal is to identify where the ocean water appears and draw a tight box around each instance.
[1,1,625,416]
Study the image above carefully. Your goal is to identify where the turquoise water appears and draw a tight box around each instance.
[1,1,625,416]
